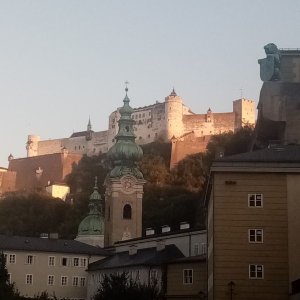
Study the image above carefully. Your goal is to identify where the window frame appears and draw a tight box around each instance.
[26,255,34,265]
[48,275,55,286]
[248,193,263,208]
[80,277,86,287]
[249,264,264,279]
[9,254,16,264]
[72,276,79,287]
[248,229,263,243]
[73,257,79,267]
[48,256,55,267]
[26,274,33,285]
[183,269,193,285]
[61,276,68,286]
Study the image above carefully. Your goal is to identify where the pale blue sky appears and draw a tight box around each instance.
[1,0,299,167]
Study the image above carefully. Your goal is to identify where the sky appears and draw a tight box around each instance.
[0,0,300,167]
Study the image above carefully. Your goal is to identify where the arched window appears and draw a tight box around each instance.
[123,204,132,219]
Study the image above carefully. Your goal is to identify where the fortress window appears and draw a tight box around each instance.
[139,136,142,140]
[125,126,129,132]
[75,146,77,150]
[79,146,81,150]
[148,134,150,138]
[143,113,145,117]
[123,204,132,219]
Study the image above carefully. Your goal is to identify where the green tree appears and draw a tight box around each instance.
[94,272,161,300]
[0,252,17,300]
[170,153,207,192]
[204,125,254,167]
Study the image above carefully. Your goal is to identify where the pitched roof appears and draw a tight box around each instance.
[215,145,300,163]
[88,245,184,271]
[0,234,110,256]
[70,131,93,138]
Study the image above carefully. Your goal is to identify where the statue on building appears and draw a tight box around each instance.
[258,43,281,82]
[251,43,300,149]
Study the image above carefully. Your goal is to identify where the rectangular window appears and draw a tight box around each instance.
[248,229,263,243]
[201,243,207,255]
[248,194,263,207]
[61,257,68,266]
[72,276,79,287]
[26,274,33,285]
[183,269,193,284]
[80,277,86,287]
[8,273,11,284]
[80,258,87,268]
[26,255,34,265]
[48,275,55,286]
[61,276,68,286]
[9,254,16,264]
[4,254,7,263]
[73,257,79,267]
[249,264,264,279]
[48,256,55,266]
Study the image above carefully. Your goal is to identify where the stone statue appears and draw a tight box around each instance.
[258,43,281,82]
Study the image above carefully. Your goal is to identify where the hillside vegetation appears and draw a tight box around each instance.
[0,126,254,238]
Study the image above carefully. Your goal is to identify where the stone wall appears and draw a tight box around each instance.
[26,91,255,162]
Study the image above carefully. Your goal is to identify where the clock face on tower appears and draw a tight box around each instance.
[121,176,135,193]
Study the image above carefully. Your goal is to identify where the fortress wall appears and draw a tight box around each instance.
[90,131,109,155]
[213,112,235,133]
[1,171,16,194]
[170,134,211,169]
[37,139,66,156]
[183,114,214,136]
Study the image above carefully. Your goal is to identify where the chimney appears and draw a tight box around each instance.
[40,233,49,239]
[180,222,190,230]
[146,228,155,236]
[156,239,166,251]
[129,245,138,256]
[49,233,59,239]
[161,225,170,233]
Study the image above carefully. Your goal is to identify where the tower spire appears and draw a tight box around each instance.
[107,86,143,179]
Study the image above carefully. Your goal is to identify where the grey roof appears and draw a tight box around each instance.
[88,245,184,271]
[167,254,206,265]
[0,235,110,256]
[215,145,300,163]
[114,227,204,245]
[70,131,93,138]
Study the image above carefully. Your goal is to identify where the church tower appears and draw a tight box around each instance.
[104,86,145,247]
[76,177,105,247]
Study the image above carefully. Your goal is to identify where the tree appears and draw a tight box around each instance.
[94,272,161,300]
[0,252,17,300]
[204,125,254,167]
[170,153,207,192]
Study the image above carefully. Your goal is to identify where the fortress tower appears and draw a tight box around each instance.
[26,135,40,157]
[164,89,184,140]
[233,98,256,129]
[104,87,145,247]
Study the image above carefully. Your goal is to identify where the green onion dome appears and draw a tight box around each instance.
[107,88,143,179]
[78,181,104,236]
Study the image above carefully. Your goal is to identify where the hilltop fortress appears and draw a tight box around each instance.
[26,89,255,163]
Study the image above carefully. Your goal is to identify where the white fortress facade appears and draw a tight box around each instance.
[26,90,256,158]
